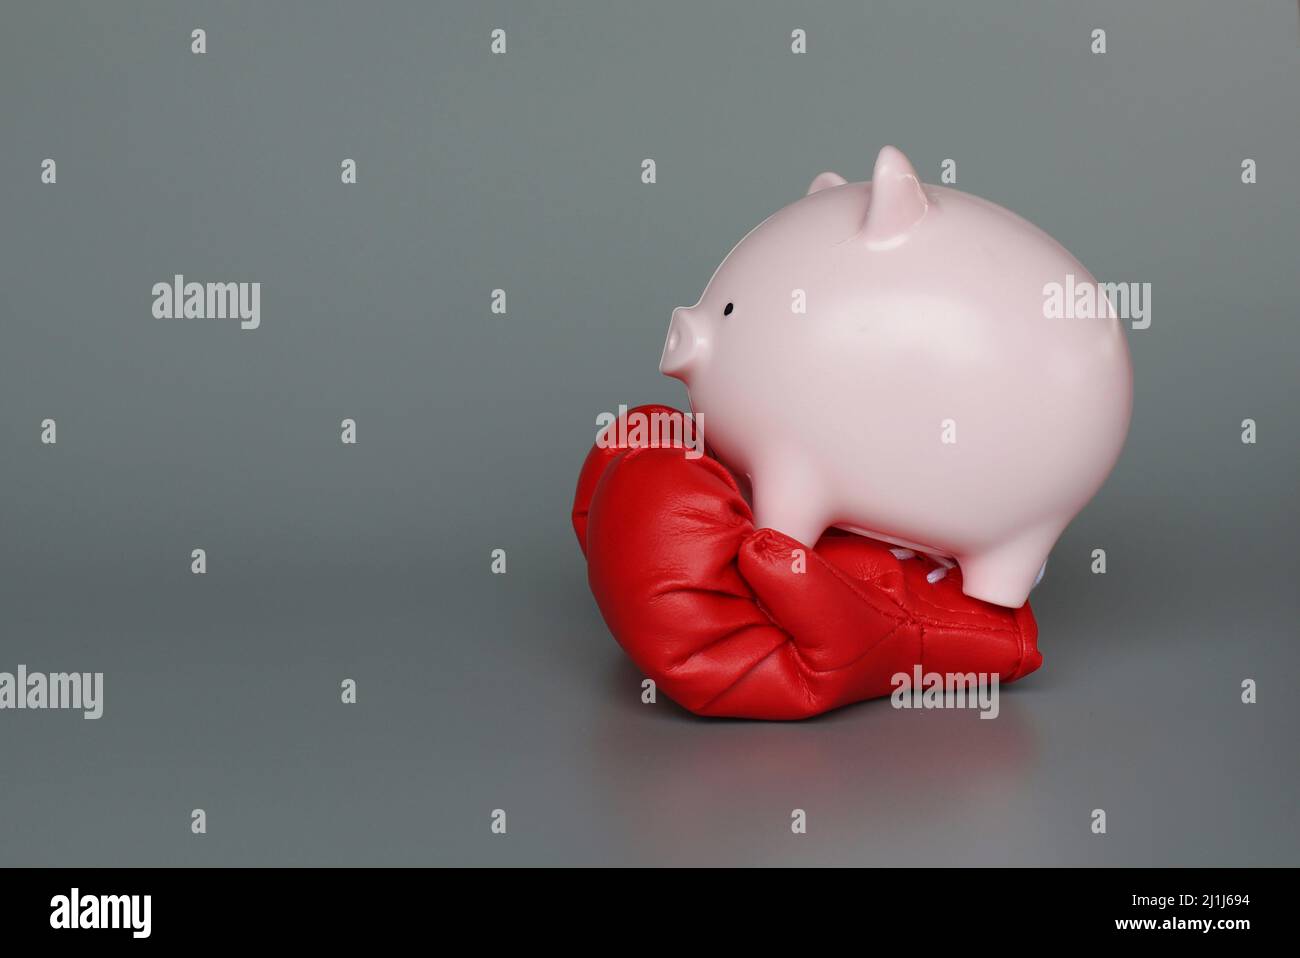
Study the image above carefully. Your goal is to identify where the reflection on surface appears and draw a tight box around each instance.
[592,659,1042,865]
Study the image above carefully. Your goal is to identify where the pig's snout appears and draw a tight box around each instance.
[660,307,709,382]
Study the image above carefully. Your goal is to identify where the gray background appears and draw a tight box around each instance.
[1,0,1296,866]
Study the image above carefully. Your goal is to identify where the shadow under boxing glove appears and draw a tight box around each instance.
[573,405,1042,720]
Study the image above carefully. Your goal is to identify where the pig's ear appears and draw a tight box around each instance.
[860,146,929,249]
[806,171,847,195]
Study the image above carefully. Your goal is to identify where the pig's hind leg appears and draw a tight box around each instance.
[957,526,1061,609]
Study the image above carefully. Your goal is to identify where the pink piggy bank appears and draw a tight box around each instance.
[660,146,1132,608]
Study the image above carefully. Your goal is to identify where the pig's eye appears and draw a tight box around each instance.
[723,302,734,316]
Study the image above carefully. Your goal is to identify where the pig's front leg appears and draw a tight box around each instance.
[750,460,831,548]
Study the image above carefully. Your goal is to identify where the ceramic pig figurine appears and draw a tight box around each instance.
[660,146,1132,608]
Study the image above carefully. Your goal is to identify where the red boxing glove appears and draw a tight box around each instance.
[574,405,1042,720]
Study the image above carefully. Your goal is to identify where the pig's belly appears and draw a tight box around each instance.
[834,524,952,560]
